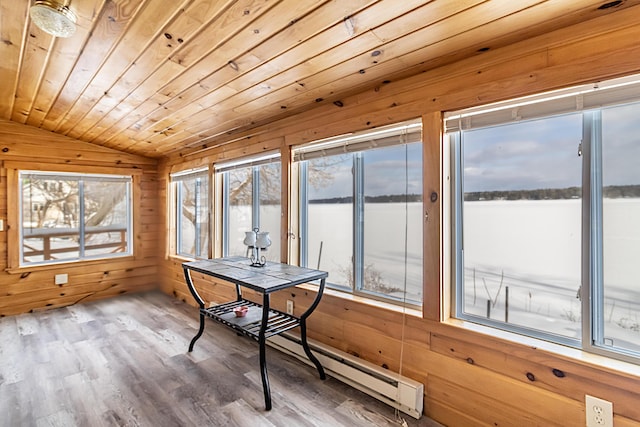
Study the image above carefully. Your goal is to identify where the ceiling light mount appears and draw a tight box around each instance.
[30,0,77,38]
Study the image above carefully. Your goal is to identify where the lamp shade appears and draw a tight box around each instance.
[243,231,257,246]
[256,232,271,249]
[30,1,77,38]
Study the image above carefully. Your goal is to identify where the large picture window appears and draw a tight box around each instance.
[20,171,132,266]
[171,168,209,259]
[218,154,281,263]
[447,74,640,361]
[295,120,423,306]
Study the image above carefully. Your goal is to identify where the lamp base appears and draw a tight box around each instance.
[249,247,267,267]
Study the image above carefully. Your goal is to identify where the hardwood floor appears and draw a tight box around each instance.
[0,291,442,427]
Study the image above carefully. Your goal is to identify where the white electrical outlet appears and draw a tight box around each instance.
[54,273,68,285]
[286,300,294,315]
[586,395,613,427]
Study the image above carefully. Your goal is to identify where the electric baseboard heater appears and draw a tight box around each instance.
[268,334,424,419]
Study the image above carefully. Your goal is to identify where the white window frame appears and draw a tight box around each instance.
[446,73,640,363]
[215,152,281,258]
[171,167,210,259]
[293,119,424,307]
[18,170,133,267]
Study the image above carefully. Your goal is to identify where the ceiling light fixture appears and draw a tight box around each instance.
[29,1,77,38]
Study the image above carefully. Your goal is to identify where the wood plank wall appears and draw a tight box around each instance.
[159,7,640,426]
[0,120,159,316]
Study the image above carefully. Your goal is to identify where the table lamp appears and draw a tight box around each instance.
[244,227,271,267]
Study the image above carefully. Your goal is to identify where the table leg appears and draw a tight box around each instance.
[184,268,206,352]
[299,318,326,380]
[299,278,327,380]
[260,293,272,410]
[188,312,205,352]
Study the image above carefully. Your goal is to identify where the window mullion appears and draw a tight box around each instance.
[592,111,604,348]
[176,183,183,255]
[222,173,230,256]
[253,167,260,229]
[194,178,202,257]
[354,153,364,292]
[583,110,604,350]
[79,179,85,258]
[299,162,309,267]
[452,132,465,317]
[127,181,133,254]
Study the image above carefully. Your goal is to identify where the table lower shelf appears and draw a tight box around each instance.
[201,299,300,340]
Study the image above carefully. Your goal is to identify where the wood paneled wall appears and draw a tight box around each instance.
[0,120,159,316]
[159,6,640,427]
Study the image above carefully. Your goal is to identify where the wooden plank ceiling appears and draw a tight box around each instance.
[0,0,636,159]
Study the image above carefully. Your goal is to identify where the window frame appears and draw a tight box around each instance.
[294,119,424,308]
[170,167,210,260]
[446,75,640,363]
[7,162,138,271]
[216,152,282,260]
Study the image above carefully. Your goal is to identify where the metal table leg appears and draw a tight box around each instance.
[259,293,272,410]
[184,268,206,352]
[299,278,327,379]
[188,312,205,352]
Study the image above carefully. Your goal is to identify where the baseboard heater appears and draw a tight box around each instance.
[267,333,424,419]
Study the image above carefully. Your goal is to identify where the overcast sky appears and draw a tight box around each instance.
[308,143,422,199]
[306,103,640,198]
[463,104,640,192]
[462,113,583,192]
[602,102,640,186]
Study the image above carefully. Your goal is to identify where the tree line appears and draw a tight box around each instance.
[310,194,422,204]
[464,185,640,201]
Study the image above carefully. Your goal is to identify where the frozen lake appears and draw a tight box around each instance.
[229,198,639,353]
[229,203,424,303]
[306,202,423,303]
[463,198,640,352]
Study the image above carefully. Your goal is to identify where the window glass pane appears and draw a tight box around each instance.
[22,177,80,263]
[83,180,130,258]
[259,162,281,262]
[362,143,423,303]
[227,167,253,257]
[601,102,640,354]
[459,114,583,340]
[20,172,131,266]
[177,175,209,258]
[306,155,353,287]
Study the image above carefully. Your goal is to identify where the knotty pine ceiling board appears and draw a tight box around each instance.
[1,0,637,158]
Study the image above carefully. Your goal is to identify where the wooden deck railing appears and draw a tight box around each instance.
[22,225,127,261]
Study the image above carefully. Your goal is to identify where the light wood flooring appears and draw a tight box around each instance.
[0,291,442,427]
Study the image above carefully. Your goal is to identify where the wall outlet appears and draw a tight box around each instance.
[286,300,294,315]
[54,274,68,285]
[586,395,613,427]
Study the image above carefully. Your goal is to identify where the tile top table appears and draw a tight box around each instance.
[183,256,328,410]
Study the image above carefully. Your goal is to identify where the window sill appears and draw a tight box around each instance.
[443,317,640,376]
[5,255,135,275]
[297,283,423,318]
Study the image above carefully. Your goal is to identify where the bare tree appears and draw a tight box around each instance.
[174,158,343,254]
[23,178,127,229]
[228,158,343,205]
[178,180,208,255]
[84,183,127,227]
[24,178,78,228]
